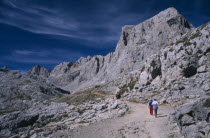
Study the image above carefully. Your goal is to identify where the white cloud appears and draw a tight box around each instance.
[0,0,150,46]
[3,49,85,64]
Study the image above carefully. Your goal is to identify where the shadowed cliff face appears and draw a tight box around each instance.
[48,7,195,92]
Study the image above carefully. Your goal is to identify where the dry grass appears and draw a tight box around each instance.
[56,89,107,105]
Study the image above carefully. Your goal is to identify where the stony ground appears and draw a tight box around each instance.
[50,102,177,138]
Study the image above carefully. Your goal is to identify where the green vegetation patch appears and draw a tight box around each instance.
[206,93,210,96]
[56,90,105,105]
[129,99,139,103]
[0,109,19,115]
[78,120,89,124]
[198,23,207,30]
[183,41,192,47]
[174,31,200,48]
[76,108,87,115]
[116,77,139,98]
[175,36,188,45]
[190,31,201,40]
[45,114,68,124]
[203,99,210,107]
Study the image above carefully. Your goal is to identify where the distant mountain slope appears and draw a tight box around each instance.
[0,67,70,111]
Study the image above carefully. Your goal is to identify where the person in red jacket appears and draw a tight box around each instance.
[148,98,153,115]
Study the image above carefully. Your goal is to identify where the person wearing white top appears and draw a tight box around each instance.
[152,99,158,118]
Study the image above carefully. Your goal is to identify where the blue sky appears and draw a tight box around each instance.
[0,0,209,72]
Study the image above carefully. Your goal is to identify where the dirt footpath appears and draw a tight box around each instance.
[52,102,175,138]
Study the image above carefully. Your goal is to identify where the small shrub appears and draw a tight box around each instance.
[206,93,210,96]
[76,109,86,115]
[169,48,173,52]
[203,99,210,107]
[78,120,89,124]
[35,129,44,133]
[190,32,201,40]
[175,37,188,45]
[199,23,207,30]
[170,42,174,45]
[127,77,139,90]
[167,133,175,138]
[24,80,32,84]
[178,46,184,53]
[184,41,192,47]
[141,66,145,72]
[56,90,105,105]
[116,77,139,98]
[0,109,18,115]
[129,99,139,103]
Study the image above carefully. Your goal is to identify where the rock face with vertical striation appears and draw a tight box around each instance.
[49,7,195,92]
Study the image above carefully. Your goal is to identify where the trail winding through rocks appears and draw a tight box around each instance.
[53,102,175,138]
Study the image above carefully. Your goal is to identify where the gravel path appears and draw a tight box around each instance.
[52,102,174,138]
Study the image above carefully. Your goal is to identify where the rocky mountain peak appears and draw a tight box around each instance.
[116,7,194,52]
[0,66,9,72]
[46,8,198,92]
[28,65,51,78]
[159,7,179,17]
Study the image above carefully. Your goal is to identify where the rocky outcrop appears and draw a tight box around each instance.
[28,65,51,78]
[170,98,210,138]
[0,67,70,111]
[121,22,210,104]
[0,98,128,137]
[48,7,194,92]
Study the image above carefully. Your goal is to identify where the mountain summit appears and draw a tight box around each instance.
[48,7,195,92]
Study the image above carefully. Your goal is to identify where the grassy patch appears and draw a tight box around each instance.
[178,46,184,53]
[116,84,129,98]
[190,31,201,40]
[203,99,210,107]
[199,23,207,30]
[206,93,210,96]
[76,108,87,115]
[78,120,89,124]
[0,109,19,115]
[167,133,175,138]
[35,129,44,133]
[23,80,32,84]
[175,36,188,45]
[169,48,174,52]
[129,99,139,103]
[141,65,145,72]
[56,90,105,105]
[128,77,139,90]
[116,77,139,98]
[170,42,174,45]
[183,41,192,47]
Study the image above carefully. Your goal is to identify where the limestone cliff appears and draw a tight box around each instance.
[49,7,195,92]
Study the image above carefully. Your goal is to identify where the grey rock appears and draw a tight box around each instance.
[48,7,194,92]
[28,65,51,78]
[197,65,207,73]
[171,98,210,138]
[180,114,195,126]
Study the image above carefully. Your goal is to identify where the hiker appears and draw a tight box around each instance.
[152,99,158,118]
[148,98,153,115]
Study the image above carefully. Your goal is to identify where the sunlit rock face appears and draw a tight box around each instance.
[49,7,195,92]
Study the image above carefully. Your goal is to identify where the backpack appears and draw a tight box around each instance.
[149,100,153,107]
